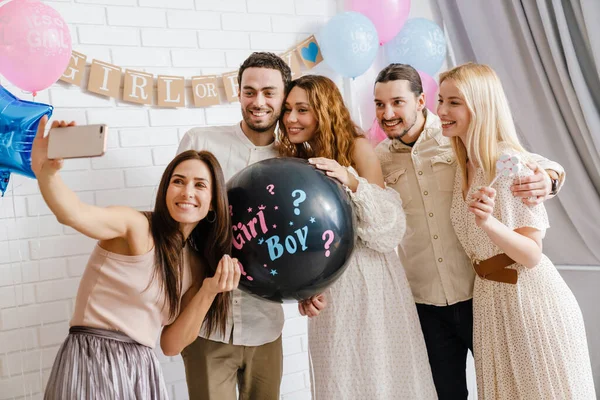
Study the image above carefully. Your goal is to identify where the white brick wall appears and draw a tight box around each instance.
[79,26,141,46]
[222,13,272,32]
[0,1,439,398]
[194,0,247,13]
[198,31,251,49]
[142,29,198,48]
[106,7,167,27]
[166,10,222,30]
[0,1,337,396]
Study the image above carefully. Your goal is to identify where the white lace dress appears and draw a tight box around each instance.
[308,175,437,400]
[450,149,596,400]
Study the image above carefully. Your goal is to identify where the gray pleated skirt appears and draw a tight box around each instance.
[44,326,169,400]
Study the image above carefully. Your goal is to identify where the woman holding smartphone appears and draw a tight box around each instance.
[33,117,241,400]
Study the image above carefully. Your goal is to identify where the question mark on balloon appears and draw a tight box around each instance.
[322,230,334,257]
[238,261,253,281]
[291,189,306,216]
[266,184,275,195]
[229,205,233,216]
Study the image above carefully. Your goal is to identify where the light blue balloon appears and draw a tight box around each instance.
[385,18,447,76]
[318,12,379,79]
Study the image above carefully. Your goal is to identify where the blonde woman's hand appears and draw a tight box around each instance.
[201,255,241,296]
[31,117,75,177]
[298,294,327,318]
[469,186,497,228]
[308,157,358,191]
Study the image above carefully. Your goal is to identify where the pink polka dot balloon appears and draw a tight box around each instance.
[496,154,523,177]
[490,154,523,187]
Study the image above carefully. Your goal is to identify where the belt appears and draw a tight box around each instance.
[473,253,517,284]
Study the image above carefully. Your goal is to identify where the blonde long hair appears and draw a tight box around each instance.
[278,75,363,167]
[439,63,525,186]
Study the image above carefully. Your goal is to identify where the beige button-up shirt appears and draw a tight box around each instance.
[178,123,284,346]
[376,111,564,306]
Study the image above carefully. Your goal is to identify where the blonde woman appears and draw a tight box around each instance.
[438,63,595,399]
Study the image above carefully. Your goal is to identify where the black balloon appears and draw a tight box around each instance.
[227,157,355,303]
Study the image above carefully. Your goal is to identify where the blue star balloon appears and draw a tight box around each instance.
[0,169,10,195]
[0,86,53,196]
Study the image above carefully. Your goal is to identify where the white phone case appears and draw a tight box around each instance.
[47,125,108,159]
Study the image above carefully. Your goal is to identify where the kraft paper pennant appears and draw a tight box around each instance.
[87,60,122,98]
[222,71,239,103]
[123,70,154,105]
[60,51,87,86]
[281,50,302,80]
[157,75,185,107]
[191,75,221,107]
[296,35,323,68]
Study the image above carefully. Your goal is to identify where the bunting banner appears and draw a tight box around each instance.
[58,35,323,108]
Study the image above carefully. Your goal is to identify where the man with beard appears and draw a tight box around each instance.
[373,63,565,400]
[176,52,291,400]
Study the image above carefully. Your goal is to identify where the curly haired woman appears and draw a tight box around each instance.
[279,75,437,400]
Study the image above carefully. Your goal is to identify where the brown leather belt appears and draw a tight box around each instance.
[473,253,518,284]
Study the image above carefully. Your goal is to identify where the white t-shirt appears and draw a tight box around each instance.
[178,123,284,346]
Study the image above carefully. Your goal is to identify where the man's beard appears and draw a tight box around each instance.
[393,121,416,140]
[382,110,418,140]
[242,107,280,133]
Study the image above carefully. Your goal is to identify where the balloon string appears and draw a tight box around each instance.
[308,343,317,400]
[351,77,364,131]
[488,174,502,188]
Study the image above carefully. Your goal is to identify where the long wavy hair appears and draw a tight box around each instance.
[439,63,525,188]
[278,75,363,167]
[148,150,232,336]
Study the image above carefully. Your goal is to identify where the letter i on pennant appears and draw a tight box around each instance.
[87,60,122,99]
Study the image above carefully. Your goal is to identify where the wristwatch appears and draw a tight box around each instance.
[550,178,559,196]
[547,170,559,196]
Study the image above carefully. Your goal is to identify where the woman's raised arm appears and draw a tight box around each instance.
[32,117,149,245]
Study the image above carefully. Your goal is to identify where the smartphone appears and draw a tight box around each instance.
[47,124,108,159]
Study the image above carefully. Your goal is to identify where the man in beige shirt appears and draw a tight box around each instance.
[177,52,291,400]
[373,64,564,400]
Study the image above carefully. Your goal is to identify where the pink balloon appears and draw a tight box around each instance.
[366,118,388,146]
[347,0,411,45]
[0,0,72,93]
[418,71,439,114]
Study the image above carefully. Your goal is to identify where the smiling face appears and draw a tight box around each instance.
[282,86,318,144]
[374,79,425,140]
[165,159,213,235]
[437,78,471,143]
[239,67,286,134]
